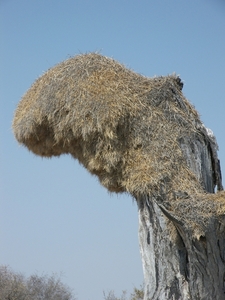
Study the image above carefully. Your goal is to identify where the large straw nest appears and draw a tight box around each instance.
[13,53,224,228]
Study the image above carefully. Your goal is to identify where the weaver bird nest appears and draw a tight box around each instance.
[13,53,224,232]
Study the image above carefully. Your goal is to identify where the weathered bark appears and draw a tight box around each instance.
[137,129,225,300]
[138,196,225,300]
[138,198,189,299]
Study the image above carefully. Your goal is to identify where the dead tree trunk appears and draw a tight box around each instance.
[137,131,225,300]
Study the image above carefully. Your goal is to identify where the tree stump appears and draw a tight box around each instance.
[137,131,225,299]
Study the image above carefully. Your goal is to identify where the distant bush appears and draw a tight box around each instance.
[0,265,143,300]
[103,285,144,300]
[0,265,76,300]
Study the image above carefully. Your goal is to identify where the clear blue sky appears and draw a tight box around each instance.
[1,1,224,299]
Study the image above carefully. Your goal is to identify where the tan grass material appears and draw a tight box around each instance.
[13,53,224,228]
